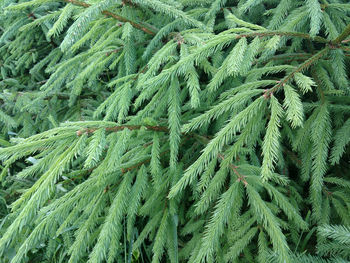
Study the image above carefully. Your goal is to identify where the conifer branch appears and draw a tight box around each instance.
[255,53,313,66]
[332,23,350,45]
[191,134,248,185]
[120,159,150,174]
[121,135,195,174]
[217,153,248,186]
[265,47,328,96]
[341,46,350,52]
[236,31,329,44]
[0,92,94,103]
[120,149,170,174]
[2,1,350,261]
[76,125,169,136]
[258,53,312,62]
[311,68,326,103]
[62,0,157,35]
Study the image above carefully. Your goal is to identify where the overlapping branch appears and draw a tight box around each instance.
[332,23,350,45]
[62,0,158,35]
[264,47,329,98]
[236,31,329,44]
[76,125,169,136]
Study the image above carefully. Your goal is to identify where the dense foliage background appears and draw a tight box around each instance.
[0,0,350,262]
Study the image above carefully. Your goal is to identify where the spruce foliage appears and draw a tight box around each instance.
[0,0,350,262]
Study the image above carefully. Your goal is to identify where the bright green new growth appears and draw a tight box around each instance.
[0,0,350,262]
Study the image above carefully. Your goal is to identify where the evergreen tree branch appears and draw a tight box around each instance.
[76,125,169,136]
[0,92,95,103]
[1,1,350,261]
[255,53,313,65]
[265,47,329,96]
[217,153,248,185]
[236,31,329,44]
[191,134,248,185]
[62,0,157,35]
[332,23,350,45]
